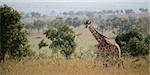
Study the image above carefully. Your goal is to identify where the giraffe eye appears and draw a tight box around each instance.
[86,25,88,28]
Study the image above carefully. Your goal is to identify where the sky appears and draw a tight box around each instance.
[1,0,149,3]
[0,0,149,14]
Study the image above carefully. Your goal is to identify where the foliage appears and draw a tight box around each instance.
[127,37,149,56]
[144,35,150,44]
[115,28,149,56]
[135,17,150,36]
[66,17,81,27]
[97,16,149,35]
[0,5,34,61]
[41,21,76,59]
[139,8,148,13]
[33,20,46,32]
[30,12,41,18]
[38,39,48,49]
[47,17,64,28]
[25,24,33,30]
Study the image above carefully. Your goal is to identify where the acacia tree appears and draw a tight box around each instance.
[40,21,76,59]
[0,5,33,62]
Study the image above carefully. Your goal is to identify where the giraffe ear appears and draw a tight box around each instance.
[84,20,92,28]
[88,21,91,24]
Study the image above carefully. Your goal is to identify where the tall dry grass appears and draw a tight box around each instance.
[0,57,149,75]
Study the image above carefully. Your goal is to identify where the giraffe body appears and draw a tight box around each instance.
[87,25,122,67]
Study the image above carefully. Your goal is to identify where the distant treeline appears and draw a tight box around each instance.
[21,8,148,18]
[24,12,149,37]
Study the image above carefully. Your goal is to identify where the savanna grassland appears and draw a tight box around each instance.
[0,2,150,75]
[0,26,149,75]
[0,58,149,75]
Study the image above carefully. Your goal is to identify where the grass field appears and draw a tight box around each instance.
[0,58,149,75]
[0,26,149,75]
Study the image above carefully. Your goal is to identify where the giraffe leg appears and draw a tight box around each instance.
[110,55,124,68]
[104,55,114,67]
[104,55,118,67]
[94,52,101,67]
[117,58,124,68]
[111,55,120,67]
[103,57,108,68]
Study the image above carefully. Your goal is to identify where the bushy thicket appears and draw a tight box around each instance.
[115,28,149,56]
[39,18,76,59]
[0,5,34,61]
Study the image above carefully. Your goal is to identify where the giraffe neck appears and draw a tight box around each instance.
[88,26,106,44]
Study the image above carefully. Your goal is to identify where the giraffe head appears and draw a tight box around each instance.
[84,20,91,28]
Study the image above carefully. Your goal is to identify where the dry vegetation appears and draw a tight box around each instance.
[0,58,149,75]
[0,26,149,75]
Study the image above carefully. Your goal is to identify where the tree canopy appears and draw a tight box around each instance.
[115,28,149,56]
[39,20,76,59]
[0,5,33,61]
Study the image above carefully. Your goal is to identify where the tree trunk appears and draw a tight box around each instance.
[0,51,5,63]
[66,55,71,60]
[65,52,71,60]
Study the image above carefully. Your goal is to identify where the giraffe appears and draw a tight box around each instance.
[84,20,122,67]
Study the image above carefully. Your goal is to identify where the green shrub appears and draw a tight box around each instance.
[0,5,34,61]
[40,20,76,59]
[115,28,149,56]
[127,37,149,56]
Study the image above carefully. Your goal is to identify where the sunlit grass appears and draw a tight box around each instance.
[0,57,149,75]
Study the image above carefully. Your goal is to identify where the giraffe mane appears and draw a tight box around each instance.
[89,25,117,46]
[90,26,107,38]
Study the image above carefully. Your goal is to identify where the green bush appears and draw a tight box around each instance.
[40,20,76,59]
[0,5,34,61]
[115,28,149,56]
[38,39,48,49]
[144,35,150,44]
[127,37,149,56]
